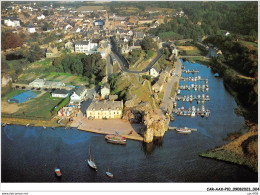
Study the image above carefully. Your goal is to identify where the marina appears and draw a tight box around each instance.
[173,61,211,119]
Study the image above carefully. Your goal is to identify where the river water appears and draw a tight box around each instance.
[1,60,258,182]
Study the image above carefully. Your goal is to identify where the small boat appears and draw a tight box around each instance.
[176,127,191,134]
[191,111,196,117]
[106,163,113,178]
[105,134,126,145]
[55,168,62,177]
[201,112,205,118]
[26,124,30,127]
[170,113,175,121]
[43,126,46,129]
[52,127,55,130]
[2,123,7,127]
[88,145,97,171]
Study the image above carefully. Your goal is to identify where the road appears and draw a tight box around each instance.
[106,54,113,77]
[158,56,182,120]
[111,46,164,74]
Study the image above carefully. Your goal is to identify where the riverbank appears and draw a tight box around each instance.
[2,114,144,142]
[200,123,258,172]
[1,116,64,127]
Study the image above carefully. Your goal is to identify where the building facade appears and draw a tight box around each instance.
[86,100,123,119]
[74,40,98,53]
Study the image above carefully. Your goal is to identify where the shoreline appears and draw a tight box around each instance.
[1,116,144,142]
[199,123,258,173]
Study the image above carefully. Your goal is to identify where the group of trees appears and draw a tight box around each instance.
[1,31,24,50]
[53,53,106,84]
[203,35,257,78]
[148,1,257,41]
[141,36,158,51]
[210,58,258,122]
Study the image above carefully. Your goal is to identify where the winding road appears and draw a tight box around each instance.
[110,39,164,74]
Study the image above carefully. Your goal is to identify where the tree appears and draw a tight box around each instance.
[1,31,23,50]
[27,44,44,63]
[141,36,157,51]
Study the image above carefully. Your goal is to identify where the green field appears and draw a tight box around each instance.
[13,92,64,118]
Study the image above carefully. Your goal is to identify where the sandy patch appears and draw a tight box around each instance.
[1,101,20,114]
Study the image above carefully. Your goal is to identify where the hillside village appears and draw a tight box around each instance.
[1,1,258,145]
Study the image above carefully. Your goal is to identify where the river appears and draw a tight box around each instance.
[1,60,257,182]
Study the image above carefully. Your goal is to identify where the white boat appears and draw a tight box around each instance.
[176,127,192,134]
[88,145,97,171]
[106,163,113,178]
[26,124,30,127]
[191,111,196,117]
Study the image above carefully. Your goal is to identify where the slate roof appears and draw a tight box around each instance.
[75,86,87,96]
[52,89,70,95]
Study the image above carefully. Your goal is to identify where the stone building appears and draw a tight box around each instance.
[86,100,123,119]
[46,46,60,58]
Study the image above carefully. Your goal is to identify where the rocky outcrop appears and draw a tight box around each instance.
[143,111,167,143]
[122,100,168,143]
[1,75,12,87]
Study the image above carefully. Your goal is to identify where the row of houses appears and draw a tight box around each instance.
[46,39,111,59]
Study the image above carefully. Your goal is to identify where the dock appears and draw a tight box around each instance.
[176,96,210,101]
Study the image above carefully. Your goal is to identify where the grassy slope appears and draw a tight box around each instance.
[114,73,154,109]
[131,51,156,71]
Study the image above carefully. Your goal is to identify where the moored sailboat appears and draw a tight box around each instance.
[106,163,114,178]
[88,145,97,171]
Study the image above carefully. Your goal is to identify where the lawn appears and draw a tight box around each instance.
[14,92,64,119]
